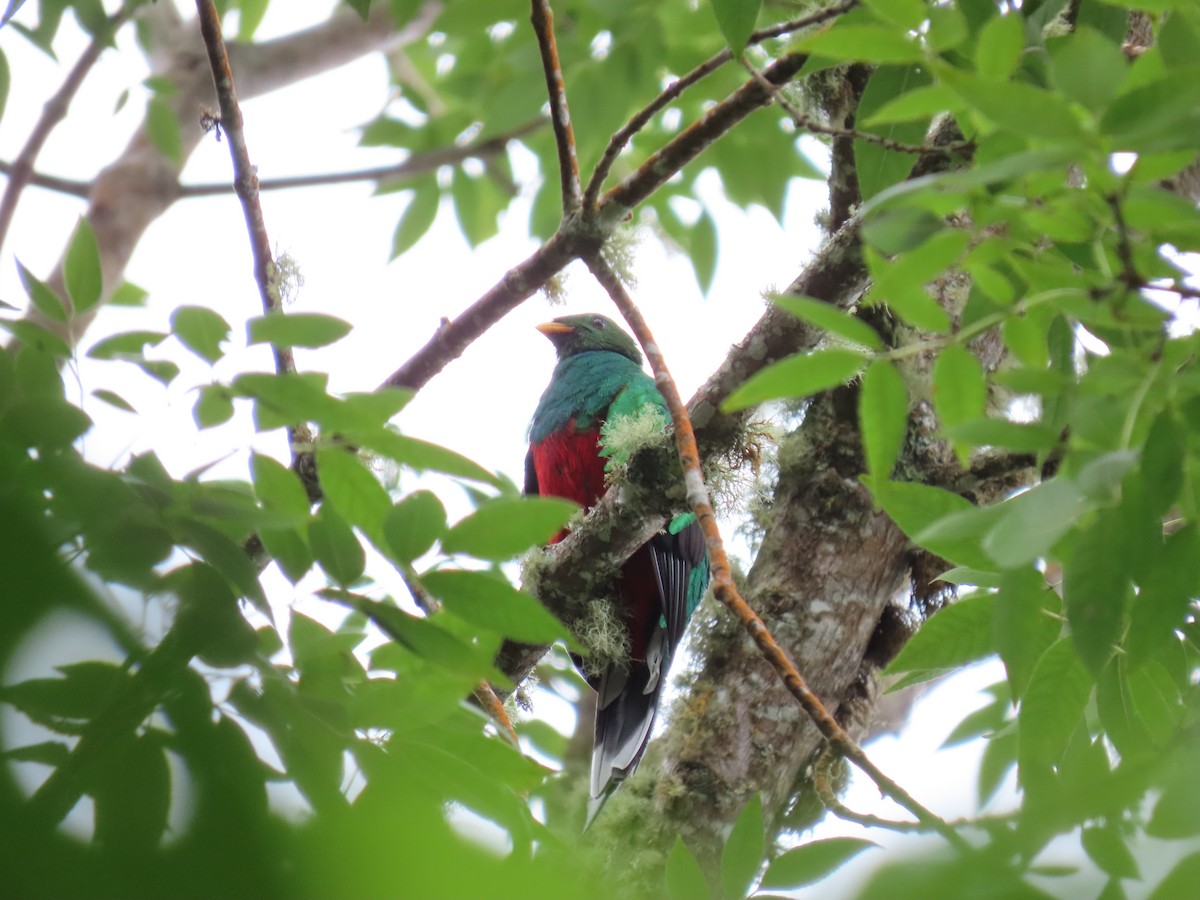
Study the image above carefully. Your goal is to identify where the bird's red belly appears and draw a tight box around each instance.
[531,424,607,542]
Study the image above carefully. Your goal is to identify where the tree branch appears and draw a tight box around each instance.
[24,2,434,347]
[0,1,139,259]
[529,0,581,213]
[1,120,543,200]
[581,0,860,209]
[585,254,966,846]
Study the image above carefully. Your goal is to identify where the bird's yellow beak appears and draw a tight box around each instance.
[536,321,574,336]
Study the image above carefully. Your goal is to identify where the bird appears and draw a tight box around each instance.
[526,312,710,823]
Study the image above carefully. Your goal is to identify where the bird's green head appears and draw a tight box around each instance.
[536,313,642,363]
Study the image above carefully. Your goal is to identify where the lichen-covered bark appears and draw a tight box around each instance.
[587,384,918,888]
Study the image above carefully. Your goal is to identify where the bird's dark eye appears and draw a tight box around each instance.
[593,316,605,329]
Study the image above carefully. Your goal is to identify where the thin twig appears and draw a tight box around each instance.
[600,49,811,215]
[582,0,860,208]
[530,0,581,213]
[0,120,543,201]
[812,748,1014,834]
[195,0,314,468]
[330,582,522,747]
[0,2,138,259]
[403,568,520,745]
[739,57,962,155]
[474,682,521,747]
[585,253,970,853]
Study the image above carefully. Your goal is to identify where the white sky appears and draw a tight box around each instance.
[4,3,1186,896]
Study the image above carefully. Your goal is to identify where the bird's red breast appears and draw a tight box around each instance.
[530,418,608,543]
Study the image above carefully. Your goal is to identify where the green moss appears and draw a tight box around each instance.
[600,405,670,470]
[577,598,630,678]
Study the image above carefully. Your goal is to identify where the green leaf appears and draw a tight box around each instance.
[236,0,269,40]
[906,494,1006,572]
[721,348,867,412]
[383,490,446,565]
[761,837,877,889]
[942,689,1008,747]
[875,479,975,536]
[982,477,1087,569]
[390,181,440,259]
[994,567,1061,698]
[1082,825,1140,879]
[4,741,70,767]
[354,429,501,486]
[801,24,924,63]
[1100,70,1200,151]
[309,505,365,586]
[92,388,135,413]
[260,526,313,584]
[772,295,883,351]
[978,729,1018,807]
[864,85,958,127]
[109,281,149,307]
[940,66,1085,140]
[87,330,167,360]
[1126,525,1199,666]
[350,596,507,684]
[64,218,102,313]
[0,48,9,124]
[0,662,132,725]
[886,591,997,682]
[692,209,718,295]
[666,837,709,900]
[1150,850,1200,900]
[171,305,231,364]
[861,0,926,29]
[1140,410,1184,516]
[146,96,182,163]
[943,418,1059,453]
[859,360,908,488]
[90,733,170,850]
[854,64,936,201]
[450,167,505,248]
[315,447,391,539]
[252,453,311,525]
[194,384,234,428]
[1049,26,1127,113]
[975,13,1024,81]
[174,519,270,617]
[721,793,764,900]
[933,345,985,463]
[16,260,66,322]
[421,570,571,645]
[1063,510,1130,674]
[709,0,760,57]
[247,312,353,349]
[441,496,577,561]
[1147,761,1200,839]
[1018,637,1092,769]
[867,230,969,333]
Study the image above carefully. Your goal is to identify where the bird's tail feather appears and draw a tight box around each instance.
[589,654,662,804]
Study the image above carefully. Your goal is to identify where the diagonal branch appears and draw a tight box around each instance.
[599,49,810,216]
[581,0,860,209]
[584,254,968,848]
[195,0,311,469]
[529,0,581,213]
